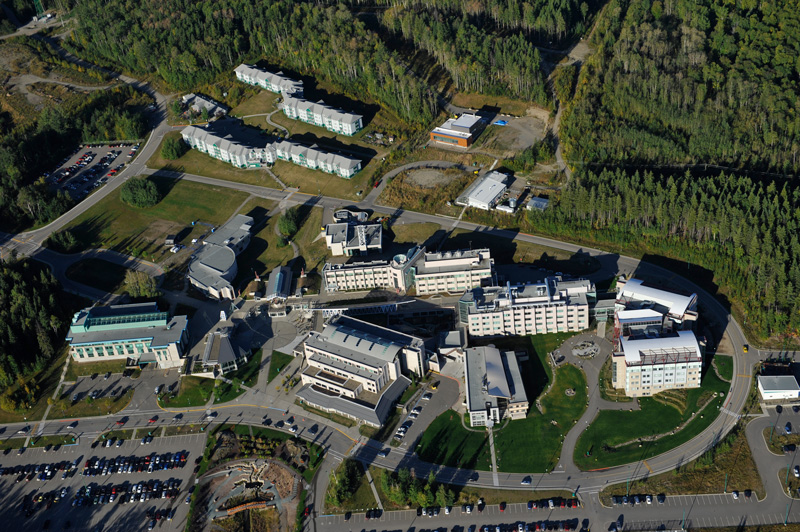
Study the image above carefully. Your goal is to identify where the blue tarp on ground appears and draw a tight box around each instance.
[493,120,508,126]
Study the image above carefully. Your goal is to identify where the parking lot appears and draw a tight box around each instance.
[390,378,459,451]
[49,143,141,200]
[0,430,207,530]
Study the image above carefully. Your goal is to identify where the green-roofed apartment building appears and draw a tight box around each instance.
[66,303,189,369]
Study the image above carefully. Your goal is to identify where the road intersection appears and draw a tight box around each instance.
[0,33,788,532]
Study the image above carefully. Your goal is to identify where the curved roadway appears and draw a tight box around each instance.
[0,30,761,520]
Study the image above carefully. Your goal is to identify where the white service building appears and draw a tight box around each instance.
[457,171,508,211]
[758,376,800,401]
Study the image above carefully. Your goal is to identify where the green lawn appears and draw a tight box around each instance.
[230,198,292,287]
[296,401,356,428]
[398,382,420,405]
[574,369,730,469]
[214,350,263,404]
[414,410,493,470]
[359,406,401,442]
[29,434,79,448]
[64,359,130,382]
[53,174,250,257]
[51,388,134,419]
[714,355,734,381]
[97,429,137,442]
[268,351,295,384]
[65,258,131,294]
[0,438,28,451]
[147,131,280,189]
[159,376,214,408]
[0,348,68,424]
[494,363,588,472]
[326,460,377,512]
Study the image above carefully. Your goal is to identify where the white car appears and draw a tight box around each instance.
[289,426,298,433]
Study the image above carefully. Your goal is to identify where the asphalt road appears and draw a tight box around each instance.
[0,29,781,531]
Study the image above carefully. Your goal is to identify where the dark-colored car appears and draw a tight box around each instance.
[785,444,797,453]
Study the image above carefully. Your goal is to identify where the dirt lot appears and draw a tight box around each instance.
[407,168,460,188]
[476,115,547,158]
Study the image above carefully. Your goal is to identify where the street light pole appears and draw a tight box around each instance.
[785,502,790,525]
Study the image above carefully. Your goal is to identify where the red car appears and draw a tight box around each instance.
[499,502,506,512]
[115,420,125,426]
[148,417,157,423]
[304,507,310,517]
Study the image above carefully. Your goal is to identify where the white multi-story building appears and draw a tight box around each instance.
[414,248,494,295]
[234,64,304,96]
[321,246,493,294]
[182,124,273,169]
[181,123,362,178]
[282,96,363,136]
[611,331,703,397]
[464,345,529,427]
[295,316,428,426]
[273,140,361,178]
[459,278,594,337]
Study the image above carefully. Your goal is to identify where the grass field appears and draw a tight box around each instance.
[714,355,734,381]
[445,228,599,272]
[414,409,492,470]
[271,159,376,201]
[600,423,764,502]
[780,467,800,499]
[163,424,204,437]
[159,377,214,408]
[64,359,129,382]
[54,174,249,257]
[147,131,280,189]
[29,434,78,448]
[296,401,356,428]
[574,370,730,469]
[494,363,587,472]
[268,351,295,384]
[230,91,280,117]
[214,350,263,404]
[390,222,444,249]
[359,407,401,442]
[97,429,137,442]
[65,258,131,294]
[450,93,540,117]
[51,388,134,419]
[0,438,28,451]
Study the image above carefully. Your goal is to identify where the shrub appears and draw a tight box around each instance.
[120,177,161,208]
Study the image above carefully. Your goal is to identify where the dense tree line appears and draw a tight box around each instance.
[383,10,547,104]
[562,0,800,173]
[353,0,596,41]
[0,84,148,230]
[529,168,800,340]
[68,0,436,126]
[0,259,69,412]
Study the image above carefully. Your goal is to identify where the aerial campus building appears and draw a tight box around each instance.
[187,214,254,300]
[295,315,429,427]
[201,327,250,375]
[430,113,483,147]
[322,247,494,295]
[459,278,594,338]
[281,96,363,136]
[324,222,383,256]
[611,277,704,397]
[181,122,362,178]
[234,64,304,96]
[464,345,529,427]
[66,303,188,370]
[456,171,508,211]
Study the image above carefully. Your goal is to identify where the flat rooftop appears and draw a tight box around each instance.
[464,346,527,412]
[619,330,702,365]
[759,375,800,392]
[617,278,697,318]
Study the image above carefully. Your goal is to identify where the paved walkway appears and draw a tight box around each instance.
[362,463,384,510]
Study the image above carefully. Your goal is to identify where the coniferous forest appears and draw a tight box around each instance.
[530,169,800,340]
[561,0,800,173]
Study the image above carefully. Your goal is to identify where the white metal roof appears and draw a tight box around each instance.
[620,330,702,364]
[467,172,507,207]
[758,375,800,392]
[619,278,697,318]
[616,309,664,323]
